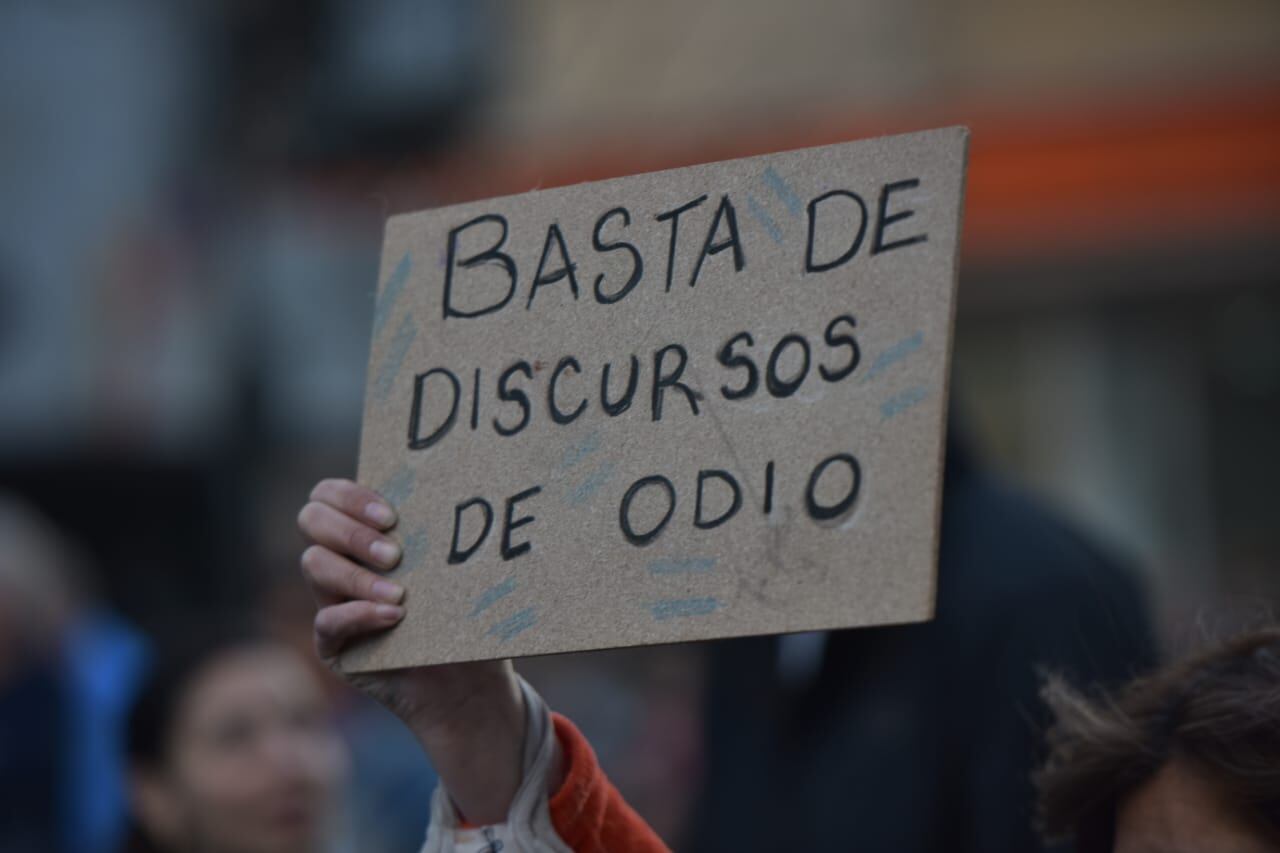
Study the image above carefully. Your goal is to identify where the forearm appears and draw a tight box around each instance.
[408,661,565,824]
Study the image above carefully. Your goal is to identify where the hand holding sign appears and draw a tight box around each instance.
[297,479,539,824]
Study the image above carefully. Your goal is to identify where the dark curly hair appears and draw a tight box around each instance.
[1036,626,1280,852]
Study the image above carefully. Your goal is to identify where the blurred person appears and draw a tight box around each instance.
[0,495,148,853]
[124,627,348,853]
[692,428,1157,852]
[0,498,70,851]
[263,573,441,852]
[1038,626,1280,853]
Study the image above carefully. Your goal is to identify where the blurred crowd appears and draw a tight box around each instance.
[1,2,1278,852]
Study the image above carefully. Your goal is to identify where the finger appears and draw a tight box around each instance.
[314,600,404,660]
[309,478,397,530]
[300,545,404,606]
[301,546,342,609]
[297,501,402,570]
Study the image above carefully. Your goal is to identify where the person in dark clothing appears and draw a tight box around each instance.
[692,430,1157,853]
[0,662,65,853]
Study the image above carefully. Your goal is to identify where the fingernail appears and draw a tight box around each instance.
[365,501,395,527]
[372,580,404,604]
[375,604,404,620]
[371,539,400,566]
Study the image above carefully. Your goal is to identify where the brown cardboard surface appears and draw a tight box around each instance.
[345,127,968,672]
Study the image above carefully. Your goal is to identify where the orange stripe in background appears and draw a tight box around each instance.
[963,83,1280,260]
[399,80,1280,264]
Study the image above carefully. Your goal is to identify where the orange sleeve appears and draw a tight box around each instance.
[547,713,672,853]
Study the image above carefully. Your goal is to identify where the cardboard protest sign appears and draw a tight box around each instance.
[345,127,968,672]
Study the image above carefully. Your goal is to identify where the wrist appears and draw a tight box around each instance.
[406,660,524,744]
[409,662,527,825]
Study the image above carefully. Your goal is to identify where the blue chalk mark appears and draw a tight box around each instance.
[763,167,803,217]
[379,468,416,508]
[880,386,929,420]
[487,607,537,642]
[747,194,784,244]
[470,578,516,619]
[557,431,601,472]
[647,557,716,575]
[567,462,615,507]
[373,314,417,400]
[372,253,412,338]
[400,529,428,568]
[867,331,924,380]
[651,597,721,621]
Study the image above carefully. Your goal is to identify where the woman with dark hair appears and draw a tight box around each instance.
[123,628,348,853]
[1038,627,1280,853]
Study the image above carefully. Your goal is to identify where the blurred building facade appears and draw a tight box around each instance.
[385,0,1280,635]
